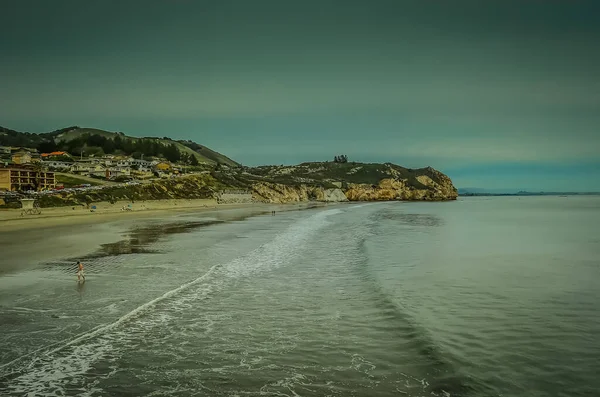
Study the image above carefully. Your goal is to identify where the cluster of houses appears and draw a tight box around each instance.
[41,152,174,180]
[1,146,182,191]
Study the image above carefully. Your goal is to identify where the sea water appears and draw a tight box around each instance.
[0,196,599,396]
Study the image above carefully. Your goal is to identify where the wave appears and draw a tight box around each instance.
[347,209,477,396]
[0,208,343,396]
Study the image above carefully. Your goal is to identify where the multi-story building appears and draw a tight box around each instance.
[0,167,56,191]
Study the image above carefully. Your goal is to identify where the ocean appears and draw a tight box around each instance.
[0,196,599,396]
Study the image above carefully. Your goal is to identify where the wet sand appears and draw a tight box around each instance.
[0,200,329,275]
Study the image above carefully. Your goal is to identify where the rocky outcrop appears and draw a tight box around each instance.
[314,188,349,202]
[250,176,456,204]
[247,165,457,204]
[251,183,348,204]
[345,174,458,202]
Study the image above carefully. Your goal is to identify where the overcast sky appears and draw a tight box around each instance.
[1,0,599,191]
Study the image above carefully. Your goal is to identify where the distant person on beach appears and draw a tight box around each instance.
[76,261,85,282]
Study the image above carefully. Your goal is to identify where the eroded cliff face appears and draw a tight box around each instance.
[251,182,348,204]
[345,178,456,201]
[250,167,458,203]
[345,173,458,201]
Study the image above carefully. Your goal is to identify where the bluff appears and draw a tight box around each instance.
[213,162,458,203]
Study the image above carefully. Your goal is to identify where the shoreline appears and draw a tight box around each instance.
[0,199,327,233]
[0,200,336,275]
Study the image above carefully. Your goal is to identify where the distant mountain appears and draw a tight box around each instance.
[458,188,600,196]
[0,126,239,167]
[458,187,519,195]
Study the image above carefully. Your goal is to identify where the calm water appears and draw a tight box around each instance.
[0,197,599,396]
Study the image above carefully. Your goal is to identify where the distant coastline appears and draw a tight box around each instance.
[459,191,600,197]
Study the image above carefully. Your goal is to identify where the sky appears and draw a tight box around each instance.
[1,0,599,191]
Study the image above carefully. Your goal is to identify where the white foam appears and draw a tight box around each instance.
[1,207,344,395]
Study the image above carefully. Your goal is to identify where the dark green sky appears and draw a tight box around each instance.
[1,0,599,190]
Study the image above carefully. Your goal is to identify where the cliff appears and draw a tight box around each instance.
[1,162,457,209]
[215,162,457,203]
[251,183,348,203]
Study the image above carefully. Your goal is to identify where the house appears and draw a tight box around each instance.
[130,159,152,172]
[40,151,70,159]
[70,160,93,175]
[118,159,133,167]
[0,166,55,191]
[0,146,11,155]
[88,165,108,178]
[12,150,32,165]
[105,167,131,179]
[41,160,72,170]
[154,161,172,172]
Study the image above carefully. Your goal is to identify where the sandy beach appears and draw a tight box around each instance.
[0,199,219,232]
[0,199,330,274]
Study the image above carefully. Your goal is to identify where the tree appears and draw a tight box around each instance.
[87,134,107,147]
[333,155,348,163]
[131,151,143,159]
[38,139,59,153]
[180,152,189,164]
[163,143,181,163]
[114,135,123,151]
[189,155,199,166]
[102,139,115,154]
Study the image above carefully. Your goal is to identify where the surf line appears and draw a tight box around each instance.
[0,262,225,375]
[48,263,224,356]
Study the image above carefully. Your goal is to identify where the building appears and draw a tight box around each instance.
[116,158,133,168]
[0,167,56,191]
[12,150,32,165]
[154,161,172,172]
[88,164,108,178]
[41,160,72,170]
[0,146,11,155]
[40,151,70,160]
[70,160,93,175]
[105,167,131,179]
[130,158,152,172]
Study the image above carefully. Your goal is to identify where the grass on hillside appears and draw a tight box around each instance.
[55,128,239,167]
[56,174,102,188]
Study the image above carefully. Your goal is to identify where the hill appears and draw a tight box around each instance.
[212,161,458,202]
[0,126,239,167]
[1,161,456,209]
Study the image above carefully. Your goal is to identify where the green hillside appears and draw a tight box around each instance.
[0,126,239,167]
[53,127,239,166]
[245,162,433,188]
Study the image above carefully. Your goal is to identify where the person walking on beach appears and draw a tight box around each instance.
[76,261,85,282]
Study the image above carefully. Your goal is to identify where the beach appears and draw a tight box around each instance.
[0,199,327,274]
[1,196,599,396]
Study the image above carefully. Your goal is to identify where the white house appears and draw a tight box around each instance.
[70,160,93,175]
[130,158,152,172]
[106,167,131,179]
[41,160,72,170]
[116,158,133,168]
